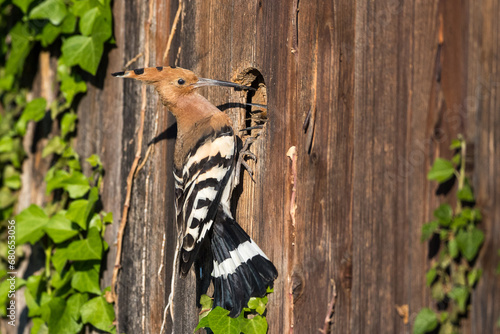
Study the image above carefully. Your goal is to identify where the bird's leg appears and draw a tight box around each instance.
[234,137,257,187]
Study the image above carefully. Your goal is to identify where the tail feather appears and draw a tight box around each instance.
[209,210,278,317]
[194,236,213,307]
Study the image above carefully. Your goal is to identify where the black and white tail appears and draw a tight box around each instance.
[195,208,278,318]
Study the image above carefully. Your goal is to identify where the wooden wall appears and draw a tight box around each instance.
[70,0,500,333]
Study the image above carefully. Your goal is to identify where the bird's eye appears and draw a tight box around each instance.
[178,78,185,85]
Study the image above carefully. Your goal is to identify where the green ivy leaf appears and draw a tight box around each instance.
[431,281,445,302]
[30,316,47,334]
[89,214,102,231]
[0,74,14,90]
[60,74,87,106]
[66,293,88,321]
[29,0,68,25]
[413,308,438,334]
[451,153,461,165]
[197,307,240,334]
[439,321,453,334]
[421,221,439,242]
[16,98,47,136]
[23,290,42,318]
[80,296,115,333]
[42,136,66,158]
[0,136,14,153]
[16,205,50,244]
[0,276,26,315]
[40,297,65,325]
[71,266,101,295]
[195,315,210,332]
[65,172,91,198]
[12,0,35,13]
[66,227,102,260]
[471,208,482,222]
[451,215,468,231]
[241,315,268,334]
[467,269,482,287]
[46,170,90,198]
[453,265,467,286]
[457,183,474,202]
[102,211,113,224]
[427,158,455,183]
[28,296,48,321]
[461,208,482,223]
[26,274,44,297]
[66,199,89,230]
[199,294,213,321]
[425,268,437,287]
[3,165,21,189]
[456,228,484,261]
[23,98,48,121]
[84,187,99,223]
[434,204,452,227]
[79,7,101,36]
[42,296,83,334]
[5,23,32,77]
[44,212,79,243]
[61,13,77,33]
[62,35,104,75]
[449,139,462,150]
[0,187,16,209]
[39,23,61,48]
[440,311,449,323]
[247,296,268,315]
[24,289,43,317]
[90,15,112,44]
[51,265,74,290]
[51,247,68,274]
[438,252,451,269]
[70,0,101,17]
[65,187,99,230]
[61,112,79,137]
[448,286,469,313]
[86,154,102,168]
[448,238,459,258]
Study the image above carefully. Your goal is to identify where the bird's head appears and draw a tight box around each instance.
[112,66,252,107]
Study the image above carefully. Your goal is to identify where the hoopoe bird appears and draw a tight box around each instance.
[112,66,278,317]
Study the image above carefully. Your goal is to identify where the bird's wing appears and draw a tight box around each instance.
[175,125,236,276]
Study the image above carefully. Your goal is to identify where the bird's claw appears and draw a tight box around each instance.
[235,137,257,187]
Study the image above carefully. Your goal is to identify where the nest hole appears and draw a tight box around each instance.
[233,68,268,138]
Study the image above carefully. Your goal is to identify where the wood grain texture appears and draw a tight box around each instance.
[68,0,500,333]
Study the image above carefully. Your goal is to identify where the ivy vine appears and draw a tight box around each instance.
[196,289,273,334]
[414,135,484,334]
[0,0,115,333]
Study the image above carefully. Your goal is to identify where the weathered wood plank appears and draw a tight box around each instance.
[466,1,500,333]
[352,1,443,333]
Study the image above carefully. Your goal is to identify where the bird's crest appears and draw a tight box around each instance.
[112,66,254,90]
[112,66,198,84]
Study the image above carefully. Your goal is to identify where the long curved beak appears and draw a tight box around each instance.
[193,78,255,91]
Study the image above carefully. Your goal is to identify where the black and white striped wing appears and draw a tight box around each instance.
[175,129,236,275]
